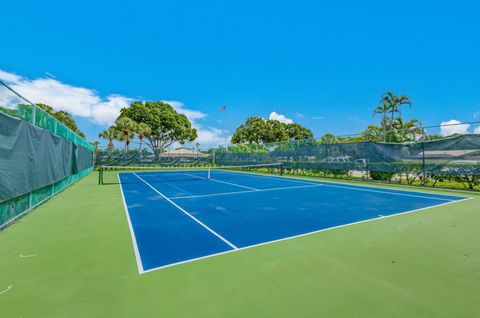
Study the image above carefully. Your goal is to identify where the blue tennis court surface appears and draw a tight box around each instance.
[118,170,467,273]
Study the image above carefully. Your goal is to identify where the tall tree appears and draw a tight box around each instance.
[373,99,390,141]
[265,120,289,143]
[285,123,314,140]
[36,103,86,138]
[382,92,412,128]
[98,127,117,154]
[374,92,412,141]
[319,133,338,144]
[360,125,383,142]
[231,117,313,144]
[393,118,424,141]
[137,122,152,157]
[231,117,268,144]
[115,117,137,154]
[118,101,197,158]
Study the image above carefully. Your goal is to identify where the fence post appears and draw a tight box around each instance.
[421,141,426,185]
[325,143,329,176]
[32,105,36,126]
[294,140,299,175]
[364,142,369,180]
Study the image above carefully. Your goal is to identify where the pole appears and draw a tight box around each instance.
[421,141,426,185]
[295,140,299,175]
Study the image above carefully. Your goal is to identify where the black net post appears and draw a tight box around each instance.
[98,168,103,185]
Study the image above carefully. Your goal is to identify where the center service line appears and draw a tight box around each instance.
[132,173,238,250]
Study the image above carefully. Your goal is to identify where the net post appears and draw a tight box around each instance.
[280,163,284,176]
[98,167,102,185]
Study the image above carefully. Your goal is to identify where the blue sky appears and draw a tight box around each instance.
[1,0,479,148]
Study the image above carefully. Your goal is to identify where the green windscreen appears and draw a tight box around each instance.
[214,135,480,188]
[0,81,94,229]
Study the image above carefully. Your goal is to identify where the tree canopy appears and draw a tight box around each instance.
[316,92,422,144]
[231,117,313,144]
[36,103,86,138]
[118,101,197,156]
[98,127,117,153]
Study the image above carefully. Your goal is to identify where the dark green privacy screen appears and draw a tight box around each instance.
[95,151,212,166]
[0,112,92,201]
[0,82,94,228]
[215,135,480,188]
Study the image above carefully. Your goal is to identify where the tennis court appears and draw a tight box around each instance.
[115,166,468,273]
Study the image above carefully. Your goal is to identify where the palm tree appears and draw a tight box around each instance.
[402,119,424,141]
[390,118,424,142]
[361,125,382,142]
[373,100,391,142]
[98,127,117,155]
[90,141,100,153]
[374,92,412,142]
[115,117,137,154]
[137,123,152,158]
[382,92,412,128]
[320,133,338,144]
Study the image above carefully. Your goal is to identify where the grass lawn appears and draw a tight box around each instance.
[0,172,479,317]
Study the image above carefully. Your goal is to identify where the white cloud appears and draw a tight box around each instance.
[312,116,323,120]
[161,100,230,147]
[269,111,293,124]
[163,100,206,121]
[0,70,22,82]
[439,119,470,136]
[0,70,133,125]
[474,126,480,134]
[0,69,229,147]
[195,127,230,146]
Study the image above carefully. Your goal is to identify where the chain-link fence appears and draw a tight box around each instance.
[214,134,480,190]
[0,81,94,228]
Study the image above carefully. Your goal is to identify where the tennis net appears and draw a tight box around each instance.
[98,163,283,185]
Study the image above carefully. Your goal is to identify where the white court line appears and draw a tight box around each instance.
[19,254,38,258]
[0,285,12,295]
[150,175,194,196]
[141,197,473,273]
[210,178,260,191]
[133,173,238,251]
[217,170,470,201]
[215,170,318,185]
[184,173,260,191]
[118,174,145,273]
[170,184,323,200]
[319,183,457,201]
[218,170,460,201]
